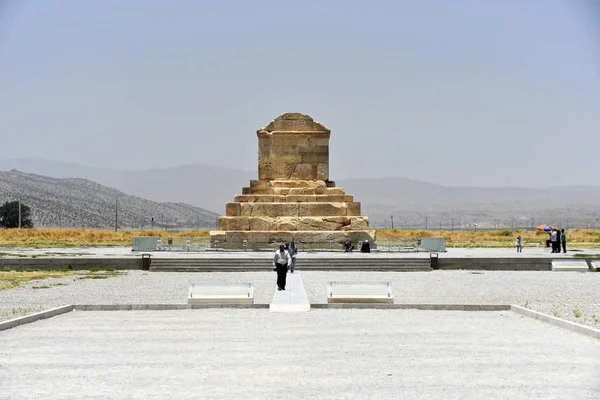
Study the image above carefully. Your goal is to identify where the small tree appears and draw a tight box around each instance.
[0,201,34,228]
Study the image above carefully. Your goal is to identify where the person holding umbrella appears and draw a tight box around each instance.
[537,224,555,248]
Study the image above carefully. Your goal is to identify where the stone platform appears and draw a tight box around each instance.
[209,230,376,250]
[210,112,375,250]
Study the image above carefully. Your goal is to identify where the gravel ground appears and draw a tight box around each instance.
[1,270,599,329]
[1,309,598,399]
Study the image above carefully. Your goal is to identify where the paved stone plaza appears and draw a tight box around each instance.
[1,309,598,399]
[2,270,600,328]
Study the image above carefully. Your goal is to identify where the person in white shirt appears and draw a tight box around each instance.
[273,244,291,290]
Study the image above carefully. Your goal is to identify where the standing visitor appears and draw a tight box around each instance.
[516,235,522,253]
[561,229,567,253]
[289,240,298,273]
[550,228,558,253]
[273,244,291,291]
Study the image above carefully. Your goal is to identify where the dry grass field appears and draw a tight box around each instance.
[377,229,600,248]
[0,228,209,248]
[0,228,598,248]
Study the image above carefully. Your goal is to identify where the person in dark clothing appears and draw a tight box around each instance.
[561,229,567,253]
[273,244,291,290]
[343,240,354,252]
[360,240,371,253]
[550,228,559,253]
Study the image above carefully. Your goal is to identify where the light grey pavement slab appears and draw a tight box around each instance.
[0,309,598,399]
[2,270,600,328]
[269,272,310,312]
[2,246,599,258]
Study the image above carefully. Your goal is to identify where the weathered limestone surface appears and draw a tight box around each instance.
[210,112,374,250]
[209,230,376,250]
[257,113,330,181]
[218,216,370,231]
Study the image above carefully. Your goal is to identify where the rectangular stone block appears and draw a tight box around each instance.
[327,187,345,195]
[273,188,291,196]
[314,186,328,195]
[270,180,326,188]
[249,217,275,230]
[347,202,361,216]
[218,216,250,231]
[275,219,298,231]
[294,217,350,231]
[242,187,274,195]
[234,195,275,203]
[288,187,316,195]
[225,202,241,217]
[286,195,307,202]
[314,195,353,202]
[341,217,369,230]
[300,152,329,163]
[209,230,376,249]
[290,163,314,180]
[298,202,347,217]
[316,163,328,180]
[240,203,253,216]
[247,203,300,217]
[249,180,272,188]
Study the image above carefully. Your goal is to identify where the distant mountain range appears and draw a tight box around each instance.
[0,170,218,229]
[1,158,599,229]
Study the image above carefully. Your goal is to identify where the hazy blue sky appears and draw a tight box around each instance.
[0,0,598,187]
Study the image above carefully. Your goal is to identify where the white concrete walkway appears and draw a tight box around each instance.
[269,272,310,312]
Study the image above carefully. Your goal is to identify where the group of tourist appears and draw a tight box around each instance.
[518,228,567,253]
[548,228,567,253]
[272,241,297,291]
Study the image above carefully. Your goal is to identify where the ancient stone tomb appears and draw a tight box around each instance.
[209,112,375,249]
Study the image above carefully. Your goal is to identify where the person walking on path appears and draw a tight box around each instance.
[561,229,567,253]
[288,240,298,273]
[516,235,522,253]
[273,244,291,291]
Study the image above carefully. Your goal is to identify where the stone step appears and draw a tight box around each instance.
[234,194,354,203]
[217,216,369,231]
[225,202,361,217]
[149,258,431,272]
[242,186,346,196]
[250,179,328,189]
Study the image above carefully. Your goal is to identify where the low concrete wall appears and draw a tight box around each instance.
[511,305,600,340]
[437,258,552,271]
[0,258,141,270]
[0,256,575,271]
[0,305,74,331]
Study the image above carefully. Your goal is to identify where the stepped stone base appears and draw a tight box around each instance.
[210,113,374,251]
[209,230,376,250]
